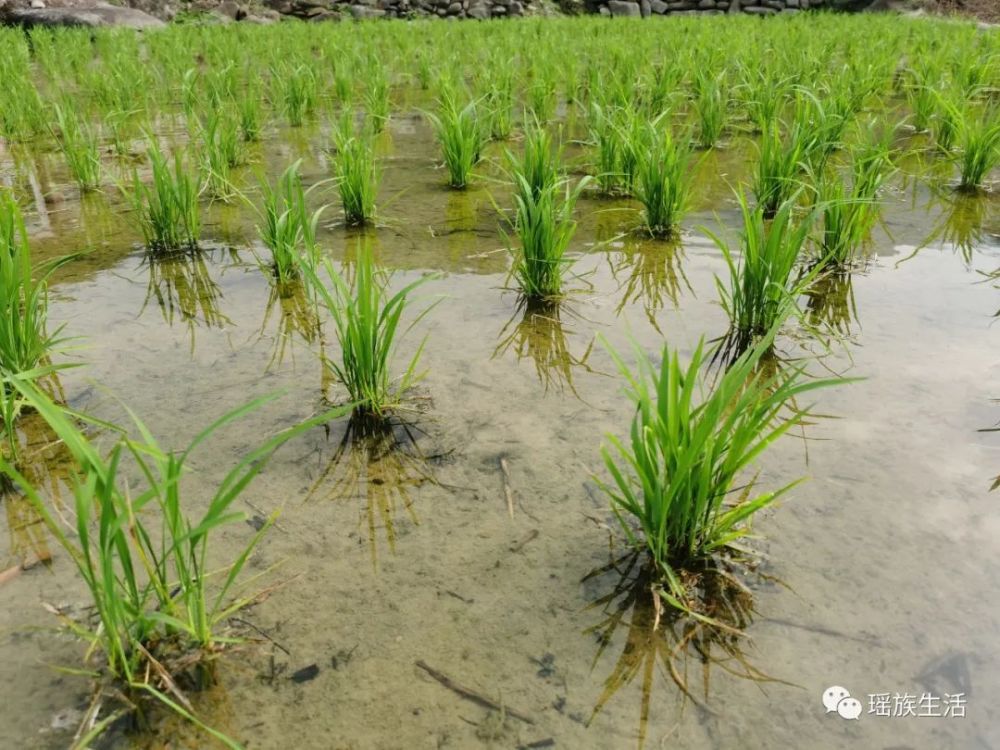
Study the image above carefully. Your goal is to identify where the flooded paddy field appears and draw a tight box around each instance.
[0,14,999,750]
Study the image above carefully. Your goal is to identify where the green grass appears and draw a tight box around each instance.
[598,328,842,612]
[633,124,692,238]
[426,94,486,190]
[332,119,379,226]
[0,378,349,747]
[709,193,818,349]
[256,161,323,284]
[131,140,201,252]
[301,244,434,420]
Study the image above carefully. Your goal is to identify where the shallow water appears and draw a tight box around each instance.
[1,96,1000,750]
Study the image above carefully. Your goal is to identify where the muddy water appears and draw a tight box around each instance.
[1,106,999,750]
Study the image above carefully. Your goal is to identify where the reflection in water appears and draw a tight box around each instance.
[305,415,439,569]
[804,270,859,338]
[583,551,777,749]
[259,279,319,369]
[1,410,73,569]
[921,190,990,264]
[609,239,690,333]
[140,249,233,351]
[494,298,595,396]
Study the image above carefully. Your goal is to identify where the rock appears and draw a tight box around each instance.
[607,0,641,15]
[650,0,667,12]
[508,0,522,13]
[3,2,165,27]
[742,4,776,12]
[639,0,650,15]
[697,0,713,7]
[467,2,488,16]
[217,0,241,18]
[491,4,506,13]
[598,4,610,13]
[29,0,44,8]
[446,1,461,13]
[349,3,385,16]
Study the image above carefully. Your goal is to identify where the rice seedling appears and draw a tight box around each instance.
[931,89,961,154]
[692,71,728,149]
[362,66,391,134]
[0,377,350,746]
[508,174,589,301]
[509,122,561,202]
[332,120,379,226]
[588,103,623,195]
[708,192,819,350]
[197,109,246,201]
[426,95,487,190]
[527,66,558,123]
[52,103,101,191]
[273,63,317,127]
[752,120,813,216]
[256,161,324,284]
[483,67,515,141]
[300,244,435,420]
[633,124,693,238]
[597,327,842,613]
[814,131,894,267]
[237,80,264,143]
[905,81,937,133]
[0,192,67,384]
[954,105,1000,192]
[130,141,201,252]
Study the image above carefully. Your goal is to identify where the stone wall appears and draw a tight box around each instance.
[263,0,530,21]
[597,0,827,17]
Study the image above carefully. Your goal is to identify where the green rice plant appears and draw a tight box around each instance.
[237,80,264,142]
[0,378,350,746]
[692,70,728,149]
[905,81,937,133]
[527,66,558,123]
[633,125,693,239]
[52,103,101,191]
[197,109,245,201]
[509,122,561,202]
[332,119,379,226]
[426,95,486,190]
[300,245,435,420]
[752,121,811,216]
[931,88,961,154]
[954,105,1000,191]
[588,103,623,195]
[645,61,682,119]
[508,175,589,301]
[709,192,818,348]
[131,141,201,252]
[484,67,515,141]
[273,63,317,127]
[814,129,894,267]
[0,194,65,384]
[333,65,354,105]
[256,161,324,284]
[363,67,391,134]
[597,327,841,611]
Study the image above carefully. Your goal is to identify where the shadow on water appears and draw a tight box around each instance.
[582,550,787,750]
[139,247,234,351]
[304,413,442,569]
[608,238,691,334]
[258,278,320,370]
[494,297,596,397]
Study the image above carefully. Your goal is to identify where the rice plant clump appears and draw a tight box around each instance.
[256,161,323,284]
[598,330,842,612]
[955,105,1000,191]
[332,121,379,226]
[0,380,349,746]
[131,141,201,252]
[302,245,435,420]
[816,134,894,267]
[633,125,693,238]
[426,95,486,190]
[52,103,101,191]
[710,193,817,348]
